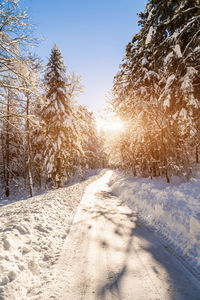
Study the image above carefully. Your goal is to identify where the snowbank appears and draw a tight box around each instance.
[0,170,103,300]
[0,169,100,207]
[110,170,200,276]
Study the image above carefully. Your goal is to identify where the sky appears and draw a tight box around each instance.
[23,0,146,113]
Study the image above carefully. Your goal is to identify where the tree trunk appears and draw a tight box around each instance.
[38,172,42,189]
[56,157,62,188]
[196,145,199,163]
[153,162,157,177]
[26,93,33,197]
[165,168,170,183]
[5,91,10,197]
[1,132,6,192]
[161,128,170,183]
[132,166,136,176]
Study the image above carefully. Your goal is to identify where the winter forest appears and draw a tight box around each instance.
[111,0,200,183]
[1,0,200,298]
[0,0,200,199]
[0,0,103,198]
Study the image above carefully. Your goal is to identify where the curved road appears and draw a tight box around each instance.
[43,171,200,300]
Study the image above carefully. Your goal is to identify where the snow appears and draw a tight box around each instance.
[38,169,200,299]
[110,169,200,276]
[0,170,102,299]
[181,66,198,92]
[174,44,182,58]
[141,57,148,66]
[164,51,174,64]
[1,168,200,298]
[187,95,199,108]
[147,9,153,21]
[194,46,200,53]
[57,135,61,149]
[59,100,66,113]
[165,74,176,90]
[57,87,65,94]
[163,94,170,108]
[179,107,187,120]
[145,26,154,45]
[171,31,179,40]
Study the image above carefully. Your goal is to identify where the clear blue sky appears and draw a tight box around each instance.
[23,0,146,112]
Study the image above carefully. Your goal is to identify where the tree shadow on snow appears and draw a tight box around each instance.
[80,190,200,300]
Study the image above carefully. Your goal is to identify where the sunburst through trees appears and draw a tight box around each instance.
[109,0,200,182]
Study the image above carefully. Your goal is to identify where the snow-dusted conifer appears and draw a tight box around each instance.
[42,45,81,187]
[75,106,101,170]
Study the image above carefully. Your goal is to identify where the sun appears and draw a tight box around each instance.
[95,114,124,133]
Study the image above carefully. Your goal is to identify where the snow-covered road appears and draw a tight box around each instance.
[0,170,104,299]
[43,170,200,300]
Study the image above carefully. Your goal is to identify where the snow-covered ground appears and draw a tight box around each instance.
[0,169,99,207]
[1,168,200,299]
[0,170,103,300]
[110,167,200,277]
[35,169,200,300]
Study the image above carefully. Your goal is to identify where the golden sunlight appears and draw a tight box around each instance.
[95,114,125,133]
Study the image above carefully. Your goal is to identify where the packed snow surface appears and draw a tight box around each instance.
[41,170,200,300]
[0,170,102,300]
[110,169,200,276]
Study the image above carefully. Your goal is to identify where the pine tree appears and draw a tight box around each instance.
[75,106,101,170]
[42,45,82,187]
[31,97,46,189]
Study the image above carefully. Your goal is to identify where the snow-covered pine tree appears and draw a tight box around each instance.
[112,0,168,179]
[42,45,82,187]
[75,106,101,170]
[85,111,102,169]
[159,0,200,164]
[112,0,200,181]
[31,96,45,189]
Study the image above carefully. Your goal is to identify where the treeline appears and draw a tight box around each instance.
[109,0,200,182]
[0,0,102,197]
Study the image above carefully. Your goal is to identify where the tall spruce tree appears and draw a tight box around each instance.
[42,45,81,187]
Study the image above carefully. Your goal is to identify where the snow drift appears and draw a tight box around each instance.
[110,169,200,276]
[0,170,102,300]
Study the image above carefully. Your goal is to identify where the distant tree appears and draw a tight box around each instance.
[75,106,101,170]
[31,97,45,189]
